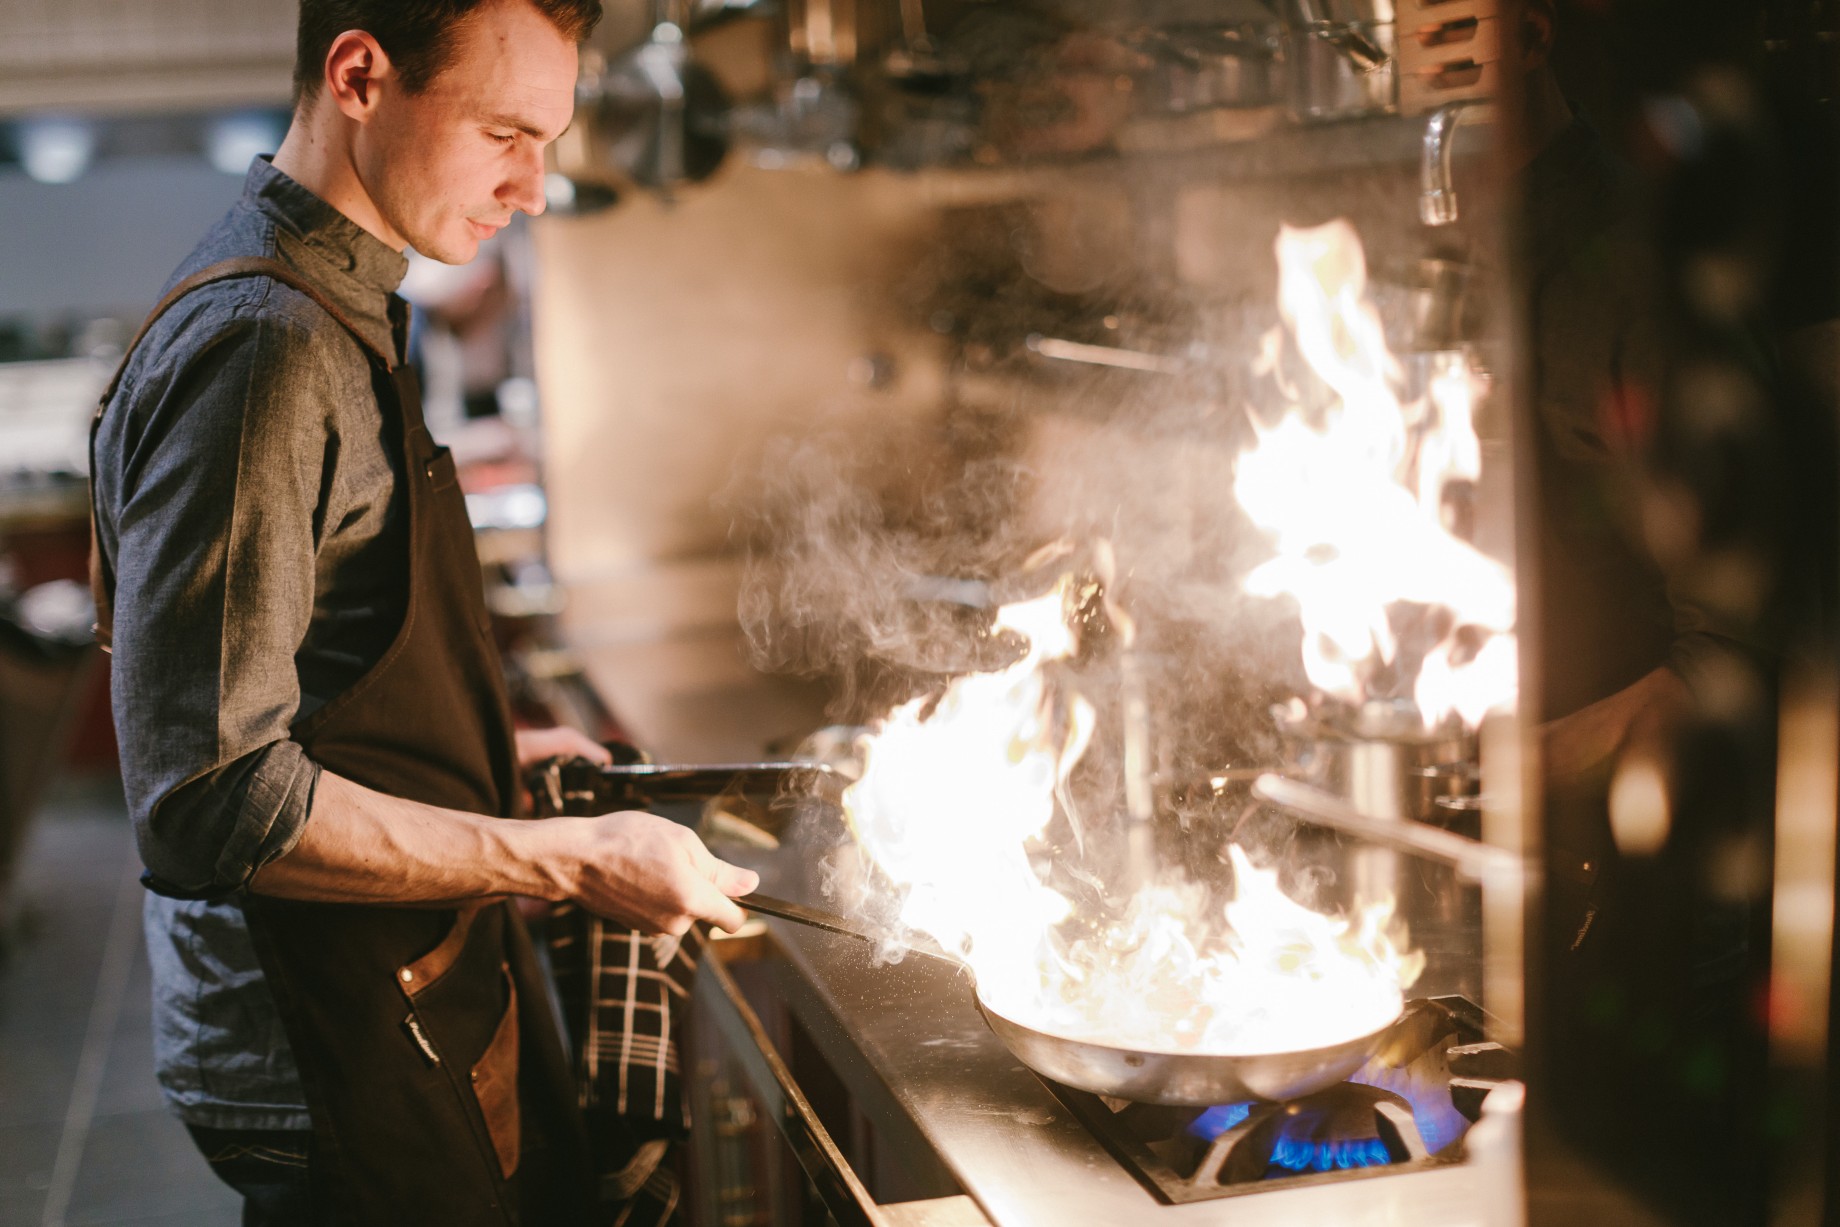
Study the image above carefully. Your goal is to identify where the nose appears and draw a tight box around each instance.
[502,140,548,217]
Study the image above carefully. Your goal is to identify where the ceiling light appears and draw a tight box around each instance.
[207,113,284,176]
[18,117,95,185]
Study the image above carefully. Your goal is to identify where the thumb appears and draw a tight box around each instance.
[693,878,749,934]
[711,859,760,899]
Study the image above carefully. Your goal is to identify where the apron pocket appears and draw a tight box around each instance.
[470,963,521,1180]
[424,444,459,492]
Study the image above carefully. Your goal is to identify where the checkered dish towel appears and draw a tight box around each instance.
[548,902,707,1226]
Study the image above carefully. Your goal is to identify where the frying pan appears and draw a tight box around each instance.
[540,759,1399,1104]
[740,892,1397,1106]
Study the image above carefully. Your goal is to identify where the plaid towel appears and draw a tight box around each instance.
[547,901,707,1226]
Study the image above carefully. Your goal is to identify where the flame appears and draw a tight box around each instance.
[843,582,1093,980]
[842,577,1421,1057]
[1234,221,1516,730]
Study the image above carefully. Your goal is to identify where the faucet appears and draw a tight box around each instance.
[1420,99,1496,227]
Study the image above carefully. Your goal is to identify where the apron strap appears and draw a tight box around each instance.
[89,255,399,649]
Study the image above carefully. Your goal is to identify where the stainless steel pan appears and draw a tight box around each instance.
[741,892,1397,1106]
[537,758,1401,1105]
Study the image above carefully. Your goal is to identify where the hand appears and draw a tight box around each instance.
[550,811,759,936]
[515,726,613,769]
[1539,666,1688,793]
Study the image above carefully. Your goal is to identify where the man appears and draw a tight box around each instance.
[87,1,759,1222]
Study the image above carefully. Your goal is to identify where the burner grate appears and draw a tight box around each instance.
[1036,997,1512,1204]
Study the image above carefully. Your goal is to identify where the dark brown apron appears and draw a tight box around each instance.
[90,258,593,1225]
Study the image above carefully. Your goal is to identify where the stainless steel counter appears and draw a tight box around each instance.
[560,616,1518,1225]
[702,822,1514,1227]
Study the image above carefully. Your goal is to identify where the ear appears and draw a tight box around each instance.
[322,29,393,121]
[1521,0,1556,70]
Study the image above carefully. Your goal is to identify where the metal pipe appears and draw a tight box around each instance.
[1024,334,1188,376]
[1252,773,1520,882]
[1420,100,1495,227]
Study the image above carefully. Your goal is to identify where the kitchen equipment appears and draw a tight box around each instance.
[696,908,1523,1221]
[543,751,1415,1108]
[1276,700,1477,828]
[1285,0,1398,120]
[1372,255,1478,351]
[1420,98,1495,225]
[978,996,1393,1106]
[739,890,952,954]
[737,885,1401,1106]
[575,13,731,194]
[1260,701,1496,1005]
[527,757,845,851]
[547,759,840,804]
[1396,0,1501,116]
[1035,993,1516,1200]
[1131,23,1288,114]
[1252,773,1516,882]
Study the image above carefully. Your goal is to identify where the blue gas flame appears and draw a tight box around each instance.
[1187,1102,1255,1140]
[1268,1134,1394,1173]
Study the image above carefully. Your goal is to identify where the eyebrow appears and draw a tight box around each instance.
[485,113,571,142]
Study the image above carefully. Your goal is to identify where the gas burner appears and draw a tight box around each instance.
[1184,1082,1426,1182]
[1038,997,1514,1204]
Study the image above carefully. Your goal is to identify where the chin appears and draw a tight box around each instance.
[410,227,481,266]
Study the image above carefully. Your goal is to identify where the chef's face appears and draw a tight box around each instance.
[359,0,578,263]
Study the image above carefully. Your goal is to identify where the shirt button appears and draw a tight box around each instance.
[400,968,414,983]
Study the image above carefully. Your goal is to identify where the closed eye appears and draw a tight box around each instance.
[486,130,517,145]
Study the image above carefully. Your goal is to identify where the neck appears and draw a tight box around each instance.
[272,104,408,253]
[1524,68,1574,156]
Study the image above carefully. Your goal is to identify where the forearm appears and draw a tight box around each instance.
[248,769,568,905]
[248,761,759,934]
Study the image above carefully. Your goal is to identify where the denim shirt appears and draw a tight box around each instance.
[92,158,410,1129]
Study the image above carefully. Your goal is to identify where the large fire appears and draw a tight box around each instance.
[841,578,1421,1056]
[832,220,1491,1060]
[1237,220,1516,730]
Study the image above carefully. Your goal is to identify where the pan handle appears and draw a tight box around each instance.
[538,759,846,814]
[738,893,961,966]
[1253,774,1519,882]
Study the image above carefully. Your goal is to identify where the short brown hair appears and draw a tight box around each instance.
[294,0,601,104]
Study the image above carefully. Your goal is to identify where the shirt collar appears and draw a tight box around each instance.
[242,156,410,297]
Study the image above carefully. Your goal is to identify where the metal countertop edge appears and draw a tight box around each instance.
[744,917,1493,1227]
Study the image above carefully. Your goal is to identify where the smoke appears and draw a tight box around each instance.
[730,305,1315,785]
[730,419,1037,711]
[721,163,1456,938]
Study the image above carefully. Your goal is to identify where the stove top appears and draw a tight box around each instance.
[1036,997,1516,1204]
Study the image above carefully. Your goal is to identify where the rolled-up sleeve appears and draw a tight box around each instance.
[106,309,338,893]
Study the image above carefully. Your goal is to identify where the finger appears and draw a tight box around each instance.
[686,843,760,900]
[573,731,614,765]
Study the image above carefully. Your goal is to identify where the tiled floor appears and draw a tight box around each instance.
[0,775,238,1227]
